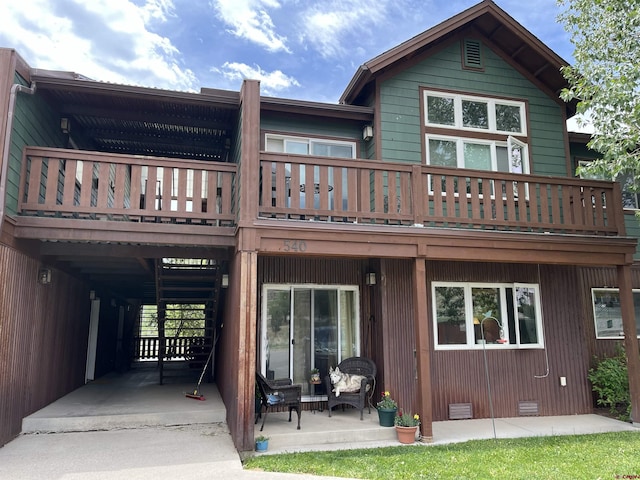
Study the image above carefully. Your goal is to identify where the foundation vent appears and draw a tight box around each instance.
[518,400,539,416]
[448,403,473,420]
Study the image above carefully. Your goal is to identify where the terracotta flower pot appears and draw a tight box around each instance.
[395,425,418,444]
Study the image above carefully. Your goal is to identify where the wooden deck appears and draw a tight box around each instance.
[12,146,628,246]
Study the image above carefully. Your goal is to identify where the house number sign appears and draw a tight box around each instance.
[282,240,307,252]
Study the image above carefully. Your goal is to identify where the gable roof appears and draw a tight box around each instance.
[340,0,575,114]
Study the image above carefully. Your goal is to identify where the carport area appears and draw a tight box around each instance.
[21,362,226,433]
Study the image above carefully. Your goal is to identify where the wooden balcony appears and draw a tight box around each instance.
[13,147,628,245]
[259,152,626,236]
[15,147,237,246]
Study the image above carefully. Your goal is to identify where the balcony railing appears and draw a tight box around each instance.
[16,147,625,237]
[259,152,625,236]
[19,147,237,225]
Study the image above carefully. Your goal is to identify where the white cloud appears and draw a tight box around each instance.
[0,0,197,91]
[213,0,290,53]
[215,62,300,94]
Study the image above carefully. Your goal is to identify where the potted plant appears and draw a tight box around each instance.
[255,434,269,452]
[376,391,398,427]
[309,368,321,384]
[394,409,420,444]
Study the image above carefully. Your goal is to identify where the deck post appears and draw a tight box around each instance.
[617,264,640,426]
[239,79,261,226]
[413,257,433,440]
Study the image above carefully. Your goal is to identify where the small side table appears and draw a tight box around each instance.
[308,381,324,413]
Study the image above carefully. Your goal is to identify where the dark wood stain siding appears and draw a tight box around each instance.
[426,261,592,420]
[380,259,419,413]
[0,245,89,446]
[577,266,640,360]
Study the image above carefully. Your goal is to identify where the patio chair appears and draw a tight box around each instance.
[325,356,376,420]
[255,372,301,431]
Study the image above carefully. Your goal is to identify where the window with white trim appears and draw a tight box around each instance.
[265,134,356,159]
[432,282,544,349]
[591,288,640,339]
[424,90,529,174]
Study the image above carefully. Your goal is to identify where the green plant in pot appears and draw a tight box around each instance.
[309,368,320,383]
[394,410,420,444]
[376,391,398,427]
[255,434,269,452]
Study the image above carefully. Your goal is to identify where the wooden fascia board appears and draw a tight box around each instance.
[252,220,637,266]
[12,217,236,247]
[31,73,240,108]
[261,96,373,121]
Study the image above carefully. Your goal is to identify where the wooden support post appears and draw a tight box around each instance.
[238,250,258,450]
[617,264,640,425]
[413,257,433,441]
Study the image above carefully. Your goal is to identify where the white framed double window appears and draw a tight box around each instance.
[423,89,529,176]
[591,288,640,339]
[432,282,544,350]
[424,90,527,136]
[426,134,528,175]
[265,134,356,159]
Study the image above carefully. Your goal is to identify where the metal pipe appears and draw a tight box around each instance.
[0,82,36,238]
[481,315,499,440]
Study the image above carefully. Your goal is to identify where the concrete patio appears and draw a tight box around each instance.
[17,361,639,454]
[1,361,637,480]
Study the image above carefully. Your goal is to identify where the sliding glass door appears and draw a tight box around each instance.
[261,285,360,398]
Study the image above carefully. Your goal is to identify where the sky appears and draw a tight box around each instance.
[0,0,574,105]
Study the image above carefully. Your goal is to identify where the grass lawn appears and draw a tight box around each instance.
[243,431,640,479]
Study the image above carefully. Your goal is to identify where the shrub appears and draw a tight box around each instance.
[587,345,630,421]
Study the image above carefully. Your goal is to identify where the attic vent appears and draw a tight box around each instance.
[463,39,483,70]
[518,400,539,416]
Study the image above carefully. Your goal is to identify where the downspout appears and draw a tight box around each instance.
[0,82,36,238]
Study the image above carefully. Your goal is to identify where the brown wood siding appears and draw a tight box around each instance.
[577,266,640,361]
[379,259,419,414]
[427,261,592,420]
[216,251,243,448]
[0,244,89,446]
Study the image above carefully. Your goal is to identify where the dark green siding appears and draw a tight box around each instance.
[260,113,364,155]
[378,40,567,175]
[625,217,640,260]
[6,74,65,214]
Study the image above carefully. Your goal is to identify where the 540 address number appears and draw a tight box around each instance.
[282,240,307,252]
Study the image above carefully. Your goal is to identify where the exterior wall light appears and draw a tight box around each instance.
[222,274,229,288]
[38,268,52,285]
[362,125,373,141]
[365,272,376,286]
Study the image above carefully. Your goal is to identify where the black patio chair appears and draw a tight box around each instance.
[255,372,301,431]
[325,356,376,420]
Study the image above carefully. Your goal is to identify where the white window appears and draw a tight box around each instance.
[427,134,528,175]
[424,91,527,136]
[265,134,356,159]
[424,90,529,174]
[591,288,640,339]
[432,282,544,350]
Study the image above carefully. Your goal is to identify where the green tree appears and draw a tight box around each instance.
[557,0,640,215]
